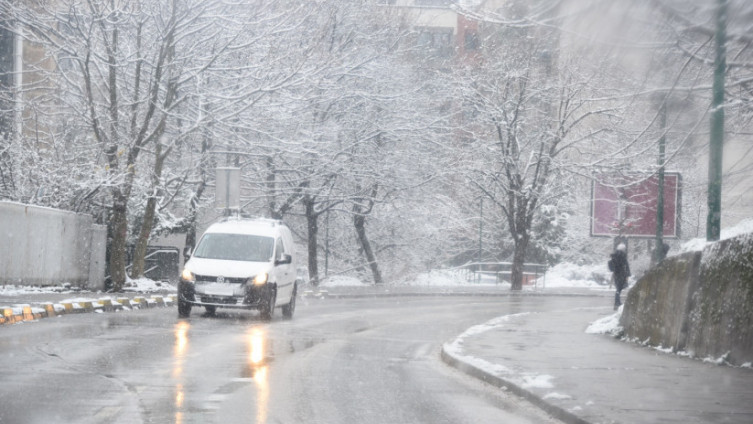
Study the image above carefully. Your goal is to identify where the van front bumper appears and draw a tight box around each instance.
[178,280,274,310]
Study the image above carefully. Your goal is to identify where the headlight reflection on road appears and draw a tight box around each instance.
[250,329,265,365]
[173,321,190,424]
[247,327,269,424]
[175,385,184,424]
[174,321,189,369]
[175,386,184,408]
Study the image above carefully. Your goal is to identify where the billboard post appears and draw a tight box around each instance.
[215,167,241,213]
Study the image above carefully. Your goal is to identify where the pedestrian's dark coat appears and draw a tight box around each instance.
[610,250,630,290]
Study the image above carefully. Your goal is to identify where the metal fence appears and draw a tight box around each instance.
[126,245,180,283]
[461,262,548,288]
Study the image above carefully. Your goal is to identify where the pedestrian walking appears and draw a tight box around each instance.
[608,243,631,310]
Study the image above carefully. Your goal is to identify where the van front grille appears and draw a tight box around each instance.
[194,274,246,285]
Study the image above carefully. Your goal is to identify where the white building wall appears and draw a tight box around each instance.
[0,201,106,289]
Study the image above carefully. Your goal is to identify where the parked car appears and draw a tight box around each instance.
[177,218,298,319]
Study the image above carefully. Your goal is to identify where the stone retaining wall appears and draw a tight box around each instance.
[621,233,753,365]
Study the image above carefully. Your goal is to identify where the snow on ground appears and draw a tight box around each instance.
[318,275,367,287]
[0,278,177,313]
[0,278,176,297]
[320,268,506,288]
[409,268,497,286]
[537,262,610,289]
[519,374,555,389]
[320,261,612,290]
[585,305,623,335]
[0,283,78,296]
[543,392,573,400]
[122,277,177,293]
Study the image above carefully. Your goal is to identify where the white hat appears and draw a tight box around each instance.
[617,243,626,251]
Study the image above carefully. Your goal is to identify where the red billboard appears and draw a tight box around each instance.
[591,173,681,238]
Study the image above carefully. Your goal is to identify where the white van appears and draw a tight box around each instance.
[177,218,299,319]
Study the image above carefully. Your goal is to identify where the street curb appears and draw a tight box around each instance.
[0,294,177,325]
[302,289,608,300]
[440,345,592,424]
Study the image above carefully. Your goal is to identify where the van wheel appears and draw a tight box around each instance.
[260,291,276,321]
[282,287,296,319]
[178,300,192,318]
[205,305,216,315]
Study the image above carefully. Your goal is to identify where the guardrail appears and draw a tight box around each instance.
[461,262,548,288]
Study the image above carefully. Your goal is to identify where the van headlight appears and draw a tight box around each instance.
[252,272,268,286]
[181,268,195,282]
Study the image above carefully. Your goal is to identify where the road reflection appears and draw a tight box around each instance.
[173,321,190,424]
[171,322,270,423]
[247,327,269,424]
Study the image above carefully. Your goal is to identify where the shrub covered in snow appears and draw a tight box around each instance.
[539,262,611,288]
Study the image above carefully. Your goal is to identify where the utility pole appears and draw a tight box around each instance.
[654,100,667,264]
[478,198,483,264]
[707,0,727,242]
[477,198,483,284]
[325,209,329,277]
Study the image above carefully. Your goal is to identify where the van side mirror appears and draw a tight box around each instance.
[183,247,192,260]
[276,254,292,266]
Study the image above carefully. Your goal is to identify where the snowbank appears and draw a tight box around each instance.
[679,218,753,253]
[320,262,612,289]
[408,268,501,286]
[319,275,367,287]
[0,283,81,296]
[123,277,176,293]
[0,277,176,296]
[537,262,610,288]
[585,306,623,335]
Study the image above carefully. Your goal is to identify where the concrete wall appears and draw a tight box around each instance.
[0,201,106,290]
[620,251,701,350]
[621,232,753,365]
[688,233,753,364]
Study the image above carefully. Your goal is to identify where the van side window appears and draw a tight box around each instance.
[275,238,285,261]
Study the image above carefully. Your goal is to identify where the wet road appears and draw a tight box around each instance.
[0,295,586,424]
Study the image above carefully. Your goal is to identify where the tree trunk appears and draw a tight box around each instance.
[184,218,198,260]
[510,233,530,291]
[107,152,139,290]
[183,178,206,262]
[184,133,211,260]
[108,191,129,291]
[266,156,279,219]
[130,144,168,279]
[130,196,157,279]
[305,198,320,286]
[354,214,383,285]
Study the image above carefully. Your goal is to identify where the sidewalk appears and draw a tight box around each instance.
[442,305,753,424]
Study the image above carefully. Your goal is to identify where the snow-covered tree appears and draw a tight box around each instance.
[1,0,278,289]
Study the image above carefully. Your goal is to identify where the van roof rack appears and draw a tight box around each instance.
[217,213,284,227]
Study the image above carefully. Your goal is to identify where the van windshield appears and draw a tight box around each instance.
[193,233,274,262]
